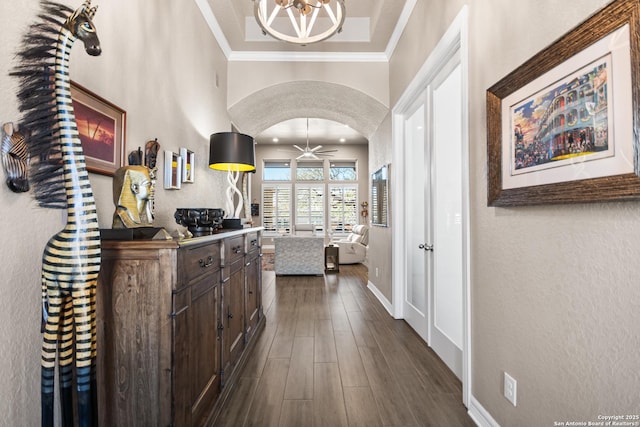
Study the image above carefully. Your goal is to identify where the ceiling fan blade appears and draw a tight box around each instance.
[317,149,338,153]
[297,152,320,160]
[293,145,305,152]
[310,145,323,152]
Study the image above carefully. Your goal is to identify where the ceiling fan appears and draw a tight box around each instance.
[292,118,338,160]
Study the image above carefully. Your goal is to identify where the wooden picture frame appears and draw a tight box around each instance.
[486,0,640,206]
[164,150,182,190]
[70,81,125,176]
[180,148,195,183]
[371,164,389,227]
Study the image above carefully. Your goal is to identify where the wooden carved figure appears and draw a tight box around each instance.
[1,122,30,193]
[11,1,102,426]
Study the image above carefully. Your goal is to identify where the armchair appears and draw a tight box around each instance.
[334,224,369,264]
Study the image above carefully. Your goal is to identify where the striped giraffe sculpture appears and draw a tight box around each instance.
[11,1,102,426]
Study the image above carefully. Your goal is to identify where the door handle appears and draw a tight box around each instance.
[418,244,434,252]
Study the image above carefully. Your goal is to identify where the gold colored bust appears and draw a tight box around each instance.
[112,166,155,228]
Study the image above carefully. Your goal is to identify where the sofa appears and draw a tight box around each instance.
[334,224,369,264]
[293,223,323,237]
[274,236,325,275]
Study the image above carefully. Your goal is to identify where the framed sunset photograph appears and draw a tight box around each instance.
[70,81,126,176]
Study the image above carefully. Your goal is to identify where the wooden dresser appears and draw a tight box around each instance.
[96,227,264,427]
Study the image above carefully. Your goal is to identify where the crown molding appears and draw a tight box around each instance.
[385,0,417,60]
[195,0,232,59]
[228,50,389,62]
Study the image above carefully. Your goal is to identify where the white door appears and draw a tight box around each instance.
[393,5,469,402]
[403,58,464,380]
[429,61,464,379]
[403,102,429,340]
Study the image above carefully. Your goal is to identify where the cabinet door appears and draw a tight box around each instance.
[222,259,245,381]
[245,253,261,338]
[189,277,220,426]
[173,286,191,427]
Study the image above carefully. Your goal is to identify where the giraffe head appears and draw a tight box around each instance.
[66,0,101,56]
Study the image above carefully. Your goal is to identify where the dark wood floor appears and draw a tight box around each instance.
[211,264,475,427]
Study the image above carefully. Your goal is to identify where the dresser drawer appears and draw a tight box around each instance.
[224,236,245,265]
[246,232,260,255]
[179,241,221,286]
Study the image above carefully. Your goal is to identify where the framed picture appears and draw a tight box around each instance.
[371,164,389,227]
[486,0,640,206]
[164,150,182,190]
[180,147,195,183]
[70,81,125,176]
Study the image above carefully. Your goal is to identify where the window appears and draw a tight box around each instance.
[261,157,361,235]
[262,184,292,234]
[329,184,358,234]
[296,160,324,181]
[330,161,357,181]
[263,160,291,181]
[295,184,324,229]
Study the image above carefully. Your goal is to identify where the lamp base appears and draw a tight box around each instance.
[222,218,243,230]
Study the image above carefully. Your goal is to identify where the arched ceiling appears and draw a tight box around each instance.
[228,80,389,142]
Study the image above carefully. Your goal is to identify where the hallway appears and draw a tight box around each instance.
[211,265,474,426]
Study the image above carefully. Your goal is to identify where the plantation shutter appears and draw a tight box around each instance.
[262,184,292,234]
[328,184,358,234]
[295,184,324,228]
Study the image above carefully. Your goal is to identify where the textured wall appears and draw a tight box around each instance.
[0,0,230,425]
[470,0,640,423]
[227,61,389,108]
[367,113,393,302]
[229,80,388,141]
[386,0,640,424]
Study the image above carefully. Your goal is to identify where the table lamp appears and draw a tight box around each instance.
[209,132,256,226]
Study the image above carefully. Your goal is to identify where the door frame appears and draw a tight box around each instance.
[391,5,471,406]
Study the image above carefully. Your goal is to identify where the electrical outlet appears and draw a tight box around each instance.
[504,372,517,406]
[375,267,379,277]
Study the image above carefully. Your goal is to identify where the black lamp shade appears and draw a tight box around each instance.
[209,132,256,172]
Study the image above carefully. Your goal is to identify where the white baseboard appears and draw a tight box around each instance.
[367,281,395,317]
[468,395,500,427]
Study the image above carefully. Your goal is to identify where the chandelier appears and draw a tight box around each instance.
[253,0,346,45]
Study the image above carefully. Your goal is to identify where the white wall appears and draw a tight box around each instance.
[367,114,393,301]
[384,0,640,424]
[0,1,230,424]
